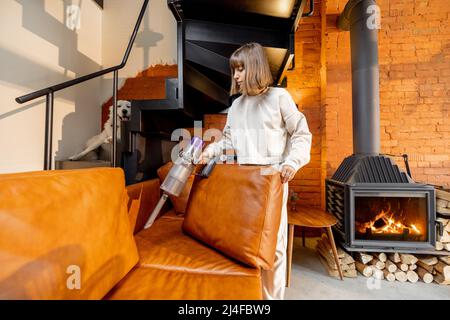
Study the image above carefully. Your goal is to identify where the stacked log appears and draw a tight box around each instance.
[356,252,373,264]
[436,188,450,251]
[312,223,450,285]
[385,260,397,273]
[353,252,450,285]
[417,267,434,284]
[315,234,357,278]
[383,269,396,282]
[435,217,450,252]
[434,261,450,285]
[436,188,450,217]
[355,261,373,277]
[395,254,417,283]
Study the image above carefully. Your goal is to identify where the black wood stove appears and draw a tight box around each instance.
[326,157,437,253]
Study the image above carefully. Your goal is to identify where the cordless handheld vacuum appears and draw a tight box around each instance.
[143,136,218,229]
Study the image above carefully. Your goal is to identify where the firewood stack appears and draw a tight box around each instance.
[436,188,450,216]
[354,252,450,285]
[436,188,450,252]
[315,234,357,278]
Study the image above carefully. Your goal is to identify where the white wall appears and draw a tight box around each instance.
[0,0,103,173]
[0,0,177,174]
[101,0,177,103]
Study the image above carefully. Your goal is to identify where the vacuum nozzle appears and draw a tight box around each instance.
[144,136,207,229]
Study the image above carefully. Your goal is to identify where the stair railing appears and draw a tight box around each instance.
[16,0,150,170]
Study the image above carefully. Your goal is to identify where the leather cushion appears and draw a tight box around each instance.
[105,266,262,300]
[105,215,262,300]
[182,164,283,270]
[157,162,195,215]
[0,168,139,299]
[136,215,260,276]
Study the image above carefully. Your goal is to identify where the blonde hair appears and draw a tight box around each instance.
[229,43,273,96]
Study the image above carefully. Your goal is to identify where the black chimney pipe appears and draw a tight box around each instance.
[338,0,380,155]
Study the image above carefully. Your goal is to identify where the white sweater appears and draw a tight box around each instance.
[204,87,312,173]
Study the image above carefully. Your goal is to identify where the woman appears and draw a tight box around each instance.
[201,42,312,300]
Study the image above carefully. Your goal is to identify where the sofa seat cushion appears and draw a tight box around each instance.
[136,215,260,276]
[105,215,262,300]
[105,266,262,300]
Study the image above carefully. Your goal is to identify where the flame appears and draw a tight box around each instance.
[357,208,421,235]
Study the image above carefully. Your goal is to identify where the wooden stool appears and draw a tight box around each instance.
[286,206,343,287]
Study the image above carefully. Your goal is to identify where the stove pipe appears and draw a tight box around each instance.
[338,0,380,155]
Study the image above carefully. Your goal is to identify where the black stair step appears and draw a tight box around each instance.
[187,40,241,58]
[170,0,301,31]
[186,41,230,76]
[185,20,289,49]
[185,64,230,107]
[185,60,231,93]
[186,39,290,84]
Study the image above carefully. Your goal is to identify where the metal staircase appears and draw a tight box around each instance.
[125,0,311,184]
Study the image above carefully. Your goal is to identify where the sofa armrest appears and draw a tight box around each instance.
[126,179,169,234]
[0,168,139,299]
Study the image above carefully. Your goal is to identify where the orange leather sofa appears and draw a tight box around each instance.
[0,164,283,300]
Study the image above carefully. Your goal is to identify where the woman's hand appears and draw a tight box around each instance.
[199,150,213,164]
[280,165,296,184]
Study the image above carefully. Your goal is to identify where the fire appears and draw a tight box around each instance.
[357,209,421,235]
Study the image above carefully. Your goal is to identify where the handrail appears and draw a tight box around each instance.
[15,0,150,170]
[302,0,314,17]
[16,66,118,104]
[16,0,149,104]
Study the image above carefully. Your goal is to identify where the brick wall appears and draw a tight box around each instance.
[325,0,450,188]
[377,0,450,186]
[286,0,323,208]
[101,64,177,126]
[325,0,353,182]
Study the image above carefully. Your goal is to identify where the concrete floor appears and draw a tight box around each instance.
[285,237,450,300]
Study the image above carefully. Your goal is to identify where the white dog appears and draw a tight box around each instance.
[69,100,131,161]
